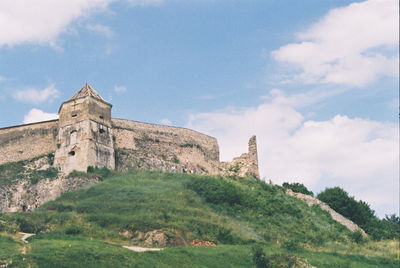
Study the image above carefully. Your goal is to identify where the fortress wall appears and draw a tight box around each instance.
[0,120,58,165]
[111,119,221,173]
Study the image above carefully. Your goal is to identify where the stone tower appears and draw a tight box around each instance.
[54,83,115,174]
[248,135,260,179]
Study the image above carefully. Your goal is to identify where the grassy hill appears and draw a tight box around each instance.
[0,171,399,267]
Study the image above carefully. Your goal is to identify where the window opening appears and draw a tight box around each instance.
[68,151,75,156]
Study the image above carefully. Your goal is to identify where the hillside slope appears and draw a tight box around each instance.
[11,171,352,245]
[0,171,399,267]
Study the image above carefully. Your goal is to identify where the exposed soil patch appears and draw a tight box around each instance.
[190,239,216,247]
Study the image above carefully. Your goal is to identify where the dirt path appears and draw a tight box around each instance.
[123,246,163,252]
[19,232,35,243]
[19,232,35,255]
[17,232,162,254]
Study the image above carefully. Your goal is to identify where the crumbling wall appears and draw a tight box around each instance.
[0,120,58,165]
[112,119,221,174]
[222,136,260,179]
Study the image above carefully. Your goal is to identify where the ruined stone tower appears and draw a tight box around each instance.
[54,83,115,174]
[248,135,260,179]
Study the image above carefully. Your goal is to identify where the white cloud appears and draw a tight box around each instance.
[0,0,163,47]
[186,90,398,217]
[14,84,60,104]
[23,108,58,124]
[86,23,113,38]
[114,85,127,93]
[271,0,399,87]
[160,118,172,125]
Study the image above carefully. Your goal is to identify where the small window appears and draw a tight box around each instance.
[68,151,75,156]
[70,130,77,144]
[72,113,77,118]
[99,115,104,119]
[99,129,105,134]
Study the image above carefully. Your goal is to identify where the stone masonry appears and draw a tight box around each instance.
[0,83,260,179]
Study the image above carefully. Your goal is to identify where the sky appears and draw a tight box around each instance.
[0,0,398,217]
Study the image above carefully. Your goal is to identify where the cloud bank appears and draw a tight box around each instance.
[13,84,60,104]
[271,0,399,87]
[0,0,163,47]
[187,91,398,217]
[23,108,58,124]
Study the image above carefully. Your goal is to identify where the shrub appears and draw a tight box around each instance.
[15,215,47,233]
[267,254,304,268]
[251,244,268,268]
[65,225,82,235]
[349,230,364,244]
[282,239,301,252]
[217,227,234,244]
[317,187,382,238]
[282,182,313,196]
[186,177,243,206]
[87,166,95,173]
[172,155,179,164]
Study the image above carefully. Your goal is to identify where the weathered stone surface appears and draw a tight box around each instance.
[112,119,222,175]
[222,136,260,179]
[0,176,100,212]
[0,120,58,165]
[0,85,260,179]
[54,96,115,174]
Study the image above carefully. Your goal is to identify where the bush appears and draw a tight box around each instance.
[65,225,82,235]
[217,227,234,244]
[251,244,268,268]
[317,187,380,237]
[267,254,304,268]
[349,230,364,244]
[87,166,95,173]
[282,182,313,196]
[282,239,301,252]
[186,177,243,206]
[15,214,47,233]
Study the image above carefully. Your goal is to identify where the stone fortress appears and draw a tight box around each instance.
[0,83,260,179]
[0,84,370,237]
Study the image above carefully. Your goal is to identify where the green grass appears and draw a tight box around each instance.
[2,234,398,268]
[0,233,22,262]
[8,171,351,246]
[0,170,398,267]
[0,154,58,186]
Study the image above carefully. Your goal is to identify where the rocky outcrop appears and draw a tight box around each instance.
[0,176,100,212]
[286,189,367,236]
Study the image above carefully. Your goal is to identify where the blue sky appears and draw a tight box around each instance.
[0,0,398,217]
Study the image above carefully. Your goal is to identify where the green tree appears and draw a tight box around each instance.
[282,182,314,196]
[317,187,377,236]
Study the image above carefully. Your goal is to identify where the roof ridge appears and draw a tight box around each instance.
[69,83,105,101]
